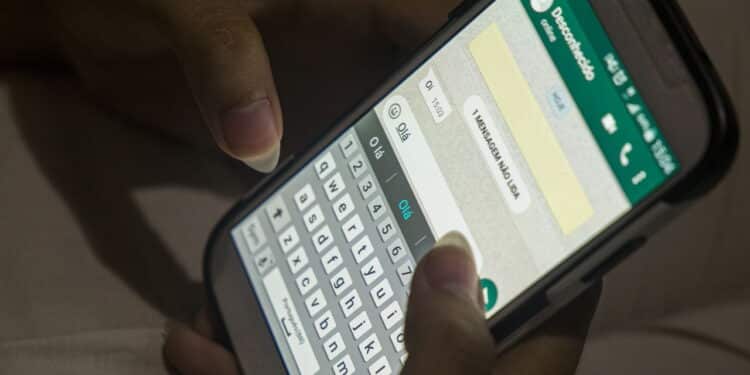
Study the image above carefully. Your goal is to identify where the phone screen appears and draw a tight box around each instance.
[230,1,679,374]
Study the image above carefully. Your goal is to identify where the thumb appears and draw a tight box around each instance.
[402,232,495,375]
[163,0,283,172]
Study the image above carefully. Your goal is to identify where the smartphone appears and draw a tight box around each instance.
[204,0,738,374]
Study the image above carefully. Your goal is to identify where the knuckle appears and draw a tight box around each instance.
[189,4,239,47]
[162,0,258,52]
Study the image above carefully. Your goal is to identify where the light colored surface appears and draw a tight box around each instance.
[0,75,248,373]
[0,1,749,374]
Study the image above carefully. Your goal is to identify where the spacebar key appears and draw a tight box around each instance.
[263,268,320,375]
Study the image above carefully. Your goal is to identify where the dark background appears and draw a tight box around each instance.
[1,0,748,373]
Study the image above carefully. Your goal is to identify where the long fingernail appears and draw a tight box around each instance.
[424,231,479,303]
[241,141,281,173]
[220,99,281,173]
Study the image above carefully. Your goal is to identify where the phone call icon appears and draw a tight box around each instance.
[620,142,633,167]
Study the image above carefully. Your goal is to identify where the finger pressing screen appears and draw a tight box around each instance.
[402,232,495,375]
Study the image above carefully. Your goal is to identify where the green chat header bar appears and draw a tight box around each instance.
[521,0,679,204]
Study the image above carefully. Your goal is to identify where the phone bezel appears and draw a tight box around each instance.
[203,0,738,372]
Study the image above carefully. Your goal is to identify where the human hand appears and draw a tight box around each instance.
[401,233,600,375]
[5,0,460,172]
[165,232,600,374]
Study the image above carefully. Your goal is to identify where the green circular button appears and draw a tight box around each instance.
[480,278,498,312]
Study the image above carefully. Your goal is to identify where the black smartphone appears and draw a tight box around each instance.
[204,1,738,374]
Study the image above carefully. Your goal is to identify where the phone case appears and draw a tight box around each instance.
[202,0,739,364]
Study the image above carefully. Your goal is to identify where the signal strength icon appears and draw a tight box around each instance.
[627,103,642,115]
[622,86,637,100]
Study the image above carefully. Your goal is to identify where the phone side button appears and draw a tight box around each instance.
[582,237,647,283]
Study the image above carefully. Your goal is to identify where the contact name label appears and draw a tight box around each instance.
[464,96,531,214]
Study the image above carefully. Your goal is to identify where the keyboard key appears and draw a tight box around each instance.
[342,214,364,243]
[315,152,337,180]
[357,174,378,200]
[321,246,343,275]
[304,288,327,317]
[303,205,325,233]
[323,332,346,361]
[397,261,415,286]
[351,235,374,264]
[262,269,320,375]
[265,196,291,232]
[296,268,318,296]
[339,133,359,158]
[339,288,362,318]
[377,217,397,243]
[286,247,308,275]
[348,154,368,179]
[380,301,403,330]
[390,326,405,352]
[324,173,346,201]
[332,193,355,222]
[278,226,300,254]
[370,278,393,307]
[314,310,336,339]
[358,333,382,362]
[330,268,353,296]
[333,354,355,375]
[294,184,316,212]
[240,216,265,253]
[349,311,372,340]
[367,196,387,221]
[361,257,384,286]
[333,354,356,375]
[254,248,275,274]
[312,225,334,253]
[386,238,407,264]
[369,356,392,375]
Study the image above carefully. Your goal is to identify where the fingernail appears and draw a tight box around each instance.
[241,141,281,173]
[434,231,472,252]
[423,231,479,303]
[220,99,281,173]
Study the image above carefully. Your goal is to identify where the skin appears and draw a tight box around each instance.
[164,233,601,375]
[2,0,462,171]
[3,1,601,373]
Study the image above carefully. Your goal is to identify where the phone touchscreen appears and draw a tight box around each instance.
[230,1,679,374]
